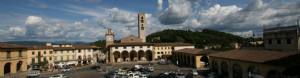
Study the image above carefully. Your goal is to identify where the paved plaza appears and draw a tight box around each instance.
[2,62,206,78]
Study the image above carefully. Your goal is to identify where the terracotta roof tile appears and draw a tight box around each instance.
[0,43,27,49]
[174,48,212,55]
[209,49,298,63]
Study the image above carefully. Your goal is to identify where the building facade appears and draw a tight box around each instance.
[263,25,300,52]
[172,48,210,69]
[27,46,54,69]
[209,49,300,78]
[0,43,27,77]
[108,43,154,63]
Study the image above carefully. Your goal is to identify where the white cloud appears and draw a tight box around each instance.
[158,0,192,25]
[25,16,43,25]
[157,0,163,11]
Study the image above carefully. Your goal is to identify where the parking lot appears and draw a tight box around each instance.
[3,62,208,78]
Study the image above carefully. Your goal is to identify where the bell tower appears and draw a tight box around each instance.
[105,28,114,47]
[138,13,146,42]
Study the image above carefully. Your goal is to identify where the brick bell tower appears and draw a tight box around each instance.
[105,28,114,47]
[138,13,146,42]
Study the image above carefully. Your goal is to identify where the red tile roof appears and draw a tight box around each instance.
[174,48,212,55]
[209,49,298,63]
[0,43,27,49]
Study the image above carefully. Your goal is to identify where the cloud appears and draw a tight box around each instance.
[157,0,163,11]
[158,0,192,25]
[25,16,43,25]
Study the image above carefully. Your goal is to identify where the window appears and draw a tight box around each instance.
[50,51,53,54]
[277,39,281,44]
[115,47,118,49]
[78,49,81,53]
[18,50,22,57]
[157,52,160,54]
[132,46,134,49]
[32,51,35,55]
[123,47,127,49]
[141,20,144,23]
[268,39,272,44]
[61,56,63,61]
[32,58,35,64]
[43,57,47,62]
[141,27,144,30]
[147,46,150,48]
[140,46,143,48]
[286,38,292,44]
[49,57,52,60]
[7,51,11,59]
[44,51,46,54]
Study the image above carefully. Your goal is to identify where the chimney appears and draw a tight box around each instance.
[46,43,52,47]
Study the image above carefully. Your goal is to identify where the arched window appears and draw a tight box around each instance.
[232,64,243,78]
[221,62,229,78]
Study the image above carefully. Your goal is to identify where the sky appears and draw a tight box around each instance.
[0,0,300,42]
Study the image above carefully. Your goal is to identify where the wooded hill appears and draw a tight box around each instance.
[146,29,246,50]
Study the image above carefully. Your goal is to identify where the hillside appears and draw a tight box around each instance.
[146,29,246,50]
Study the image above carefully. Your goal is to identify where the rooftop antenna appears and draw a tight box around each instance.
[297,18,300,27]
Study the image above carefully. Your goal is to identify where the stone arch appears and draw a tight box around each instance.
[16,61,23,72]
[4,62,11,74]
[220,61,229,78]
[200,55,209,67]
[247,66,260,78]
[78,56,82,64]
[113,51,121,62]
[130,50,137,61]
[121,51,129,61]
[138,50,145,60]
[211,60,219,75]
[267,70,282,78]
[232,64,243,78]
[146,50,153,61]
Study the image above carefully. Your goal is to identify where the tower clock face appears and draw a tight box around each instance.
[107,36,112,41]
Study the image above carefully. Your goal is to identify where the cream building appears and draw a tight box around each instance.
[263,25,300,52]
[0,43,27,77]
[27,46,54,69]
[105,13,196,63]
[153,43,195,60]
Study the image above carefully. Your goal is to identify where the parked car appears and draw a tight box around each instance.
[147,67,154,72]
[61,68,71,72]
[192,69,198,75]
[176,73,185,78]
[27,70,40,78]
[127,73,139,78]
[139,74,148,78]
[49,74,68,78]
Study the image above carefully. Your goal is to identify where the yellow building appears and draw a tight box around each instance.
[209,49,300,78]
[27,46,54,68]
[153,43,194,60]
[172,48,210,69]
[0,43,27,77]
[153,44,172,60]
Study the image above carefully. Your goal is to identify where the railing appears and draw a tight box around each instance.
[0,56,27,60]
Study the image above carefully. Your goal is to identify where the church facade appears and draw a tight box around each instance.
[105,13,195,63]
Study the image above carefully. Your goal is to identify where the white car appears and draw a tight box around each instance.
[27,70,40,77]
[192,69,198,75]
[61,68,71,72]
[139,74,148,78]
[127,73,139,78]
[49,74,68,78]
